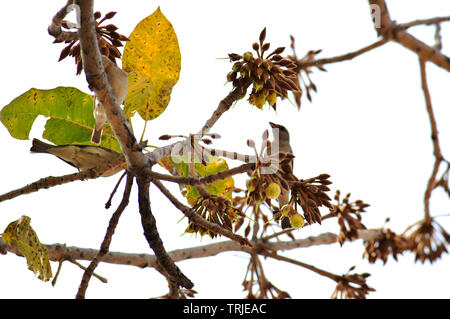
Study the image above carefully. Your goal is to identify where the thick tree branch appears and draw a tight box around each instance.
[75,0,148,174]
[0,230,383,269]
[137,176,194,289]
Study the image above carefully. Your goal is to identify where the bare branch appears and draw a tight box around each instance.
[76,173,133,299]
[398,16,450,29]
[368,0,450,71]
[151,179,252,246]
[0,229,384,271]
[297,39,388,68]
[419,58,445,220]
[147,162,255,186]
[137,176,194,289]
[199,84,251,135]
[260,250,339,281]
[48,0,79,42]
[0,168,109,203]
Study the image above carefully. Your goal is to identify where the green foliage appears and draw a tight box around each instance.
[170,156,234,205]
[0,87,121,152]
[0,8,180,151]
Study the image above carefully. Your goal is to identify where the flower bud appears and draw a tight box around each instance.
[265,182,281,199]
[290,213,305,229]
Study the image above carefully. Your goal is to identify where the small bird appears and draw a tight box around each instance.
[30,138,125,177]
[268,122,293,209]
[91,55,129,144]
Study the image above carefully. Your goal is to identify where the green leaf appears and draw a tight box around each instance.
[1,216,52,282]
[122,7,181,121]
[0,87,121,152]
[170,156,234,205]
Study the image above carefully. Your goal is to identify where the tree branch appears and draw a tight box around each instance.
[368,0,450,71]
[297,39,388,68]
[398,16,450,30]
[48,0,79,43]
[147,162,255,186]
[419,58,445,220]
[137,175,194,289]
[0,229,383,269]
[75,0,148,174]
[151,178,252,246]
[76,173,133,299]
[0,168,109,203]
[199,84,251,134]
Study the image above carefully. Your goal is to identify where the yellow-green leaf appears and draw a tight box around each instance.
[122,7,181,121]
[1,216,52,282]
[0,87,121,152]
[170,156,234,204]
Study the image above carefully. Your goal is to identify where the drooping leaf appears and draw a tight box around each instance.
[1,216,52,282]
[122,7,181,121]
[0,87,121,152]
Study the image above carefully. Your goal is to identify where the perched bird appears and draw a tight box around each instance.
[30,138,125,177]
[268,122,293,209]
[268,122,292,158]
[91,55,129,144]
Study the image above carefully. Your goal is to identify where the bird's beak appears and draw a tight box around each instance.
[269,122,279,129]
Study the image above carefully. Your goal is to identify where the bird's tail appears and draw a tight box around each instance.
[91,128,103,144]
[30,138,54,153]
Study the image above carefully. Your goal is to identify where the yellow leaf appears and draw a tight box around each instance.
[2,216,52,282]
[122,7,181,120]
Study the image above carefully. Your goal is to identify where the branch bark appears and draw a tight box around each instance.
[76,173,133,299]
[419,58,444,221]
[151,179,252,246]
[0,168,110,203]
[297,39,388,68]
[75,0,148,174]
[48,0,79,43]
[137,176,194,289]
[368,0,450,71]
[0,229,383,268]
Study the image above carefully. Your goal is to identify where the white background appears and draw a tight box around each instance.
[0,1,449,299]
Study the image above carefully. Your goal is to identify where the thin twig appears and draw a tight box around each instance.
[261,250,339,282]
[151,178,252,246]
[76,173,134,299]
[105,171,128,209]
[0,168,108,203]
[398,16,450,29]
[199,84,251,134]
[419,58,444,220]
[68,258,107,283]
[146,162,255,186]
[297,39,388,68]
